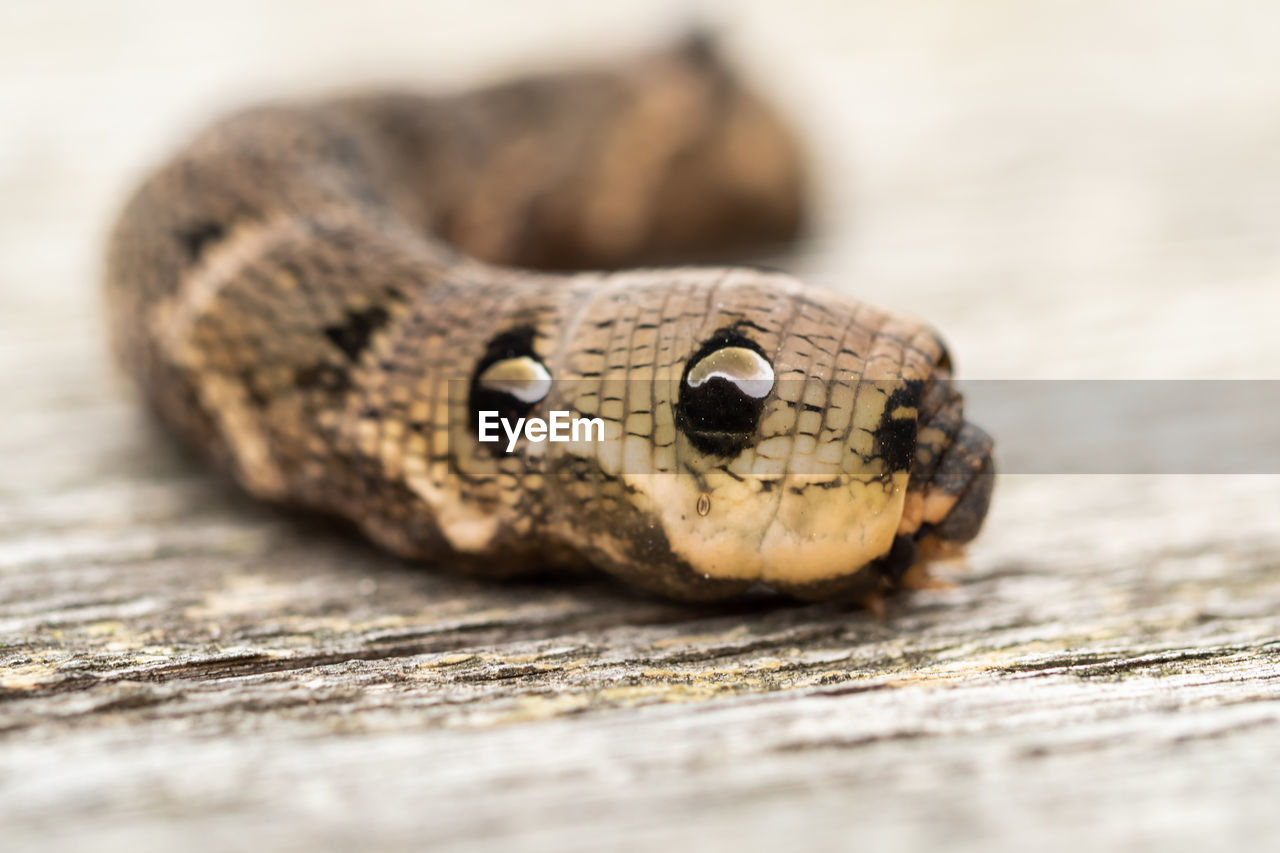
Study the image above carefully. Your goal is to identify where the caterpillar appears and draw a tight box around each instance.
[105,37,995,603]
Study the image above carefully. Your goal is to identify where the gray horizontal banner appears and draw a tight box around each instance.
[964,380,1280,474]
[446,379,1280,475]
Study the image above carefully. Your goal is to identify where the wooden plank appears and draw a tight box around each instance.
[3,2,1280,851]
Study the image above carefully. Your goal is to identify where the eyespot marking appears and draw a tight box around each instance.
[469,326,547,450]
[677,332,773,457]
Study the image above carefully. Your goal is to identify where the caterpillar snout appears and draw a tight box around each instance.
[897,370,996,560]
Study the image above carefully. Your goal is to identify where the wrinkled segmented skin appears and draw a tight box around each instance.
[105,38,994,602]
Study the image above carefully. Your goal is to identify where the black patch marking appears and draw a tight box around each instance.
[324,306,390,362]
[872,380,923,473]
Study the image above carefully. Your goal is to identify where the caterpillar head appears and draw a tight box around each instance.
[548,272,994,602]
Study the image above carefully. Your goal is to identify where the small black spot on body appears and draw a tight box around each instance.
[177,221,225,261]
[324,306,390,361]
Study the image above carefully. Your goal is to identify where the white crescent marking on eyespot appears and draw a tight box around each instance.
[478,356,552,404]
[686,346,774,399]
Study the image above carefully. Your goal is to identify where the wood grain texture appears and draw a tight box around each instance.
[3,2,1280,851]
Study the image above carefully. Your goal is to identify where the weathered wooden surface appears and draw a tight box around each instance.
[3,2,1280,851]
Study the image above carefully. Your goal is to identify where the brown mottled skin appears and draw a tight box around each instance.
[105,38,994,603]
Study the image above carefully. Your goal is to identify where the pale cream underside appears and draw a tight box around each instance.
[623,469,907,584]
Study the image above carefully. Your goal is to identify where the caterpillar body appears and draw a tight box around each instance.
[106,39,994,602]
